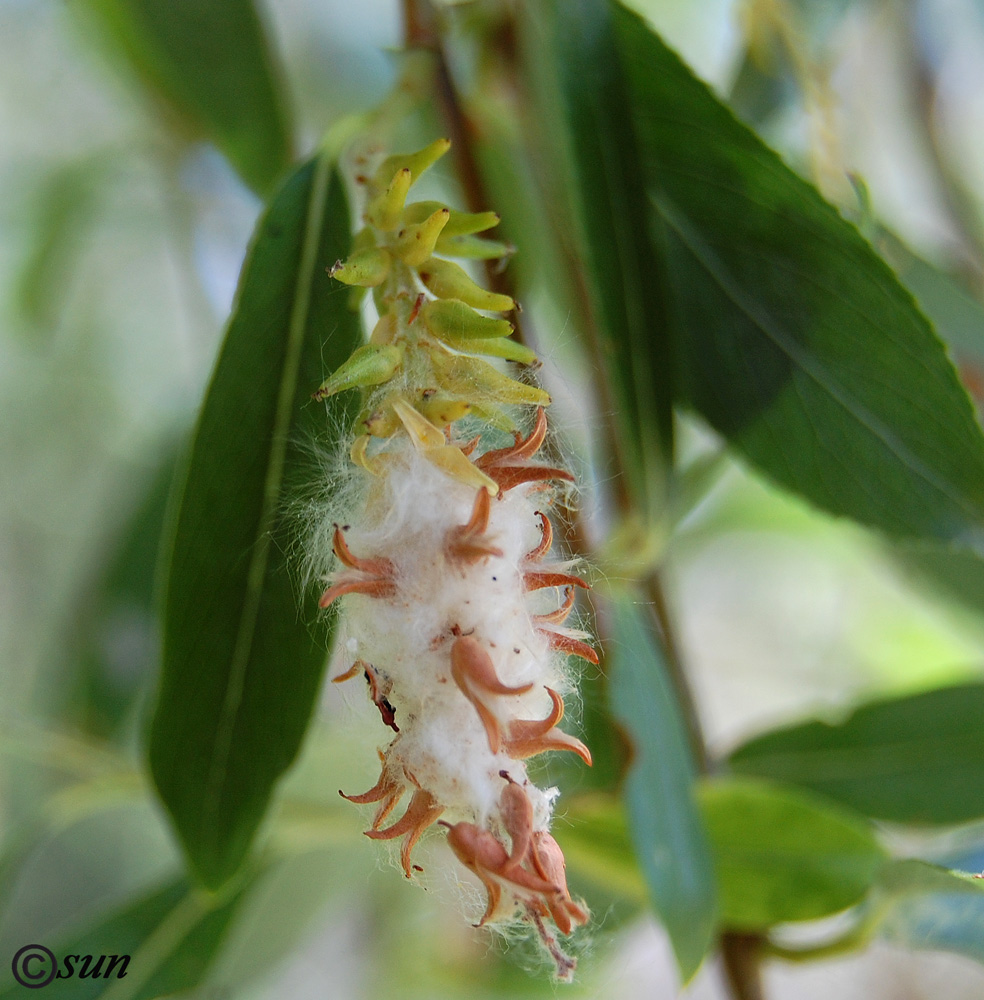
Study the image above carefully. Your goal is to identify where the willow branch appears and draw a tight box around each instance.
[401,5,764,998]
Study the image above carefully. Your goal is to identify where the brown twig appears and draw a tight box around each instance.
[721,933,766,1000]
[400,0,517,311]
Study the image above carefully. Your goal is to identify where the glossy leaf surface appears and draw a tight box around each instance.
[615,2,984,549]
[149,154,361,888]
[521,0,672,521]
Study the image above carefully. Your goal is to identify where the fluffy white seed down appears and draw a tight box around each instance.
[333,441,571,833]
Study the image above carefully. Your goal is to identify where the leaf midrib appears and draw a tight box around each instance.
[652,191,984,526]
[200,154,333,846]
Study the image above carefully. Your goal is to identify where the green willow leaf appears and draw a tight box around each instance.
[608,592,716,980]
[519,0,672,522]
[614,2,984,549]
[149,153,361,889]
[699,777,887,930]
[876,858,984,898]
[79,0,293,195]
[728,683,984,825]
[0,877,248,1000]
[878,859,984,966]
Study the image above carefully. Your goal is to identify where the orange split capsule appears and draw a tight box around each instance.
[450,635,534,754]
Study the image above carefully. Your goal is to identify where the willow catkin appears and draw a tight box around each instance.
[315,139,596,980]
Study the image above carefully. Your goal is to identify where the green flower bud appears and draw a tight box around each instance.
[432,351,549,407]
[313,343,403,400]
[421,298,514,343]
[392,208,450,267]
[448,338,537,365]
[330,248,391,288]
[435,234,515,260]
[418,258,515,312]
[403,203,500,238]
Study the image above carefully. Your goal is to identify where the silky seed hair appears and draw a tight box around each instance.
[311,139,597,980]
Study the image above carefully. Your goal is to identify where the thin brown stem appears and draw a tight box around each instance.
[402,0,520,318]
[402,0,591,559]
[721,933,766,1000]
[401,0,430,48]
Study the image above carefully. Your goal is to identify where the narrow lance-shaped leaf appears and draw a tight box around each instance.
[149,153,362,889]
[607,591,716,980]
[519,0,672,522]
[613,1,984,550]
[79,0,293,195]
[728,682,984,825]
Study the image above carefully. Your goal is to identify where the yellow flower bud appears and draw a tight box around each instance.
[449,338,537,365]
[359,399,403,438]
[403,202,500,238]
[391,208,450,267]
[370,138,451,196]
[432,351,550,407]
[417,391,473,427]
[366,167,412,231]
